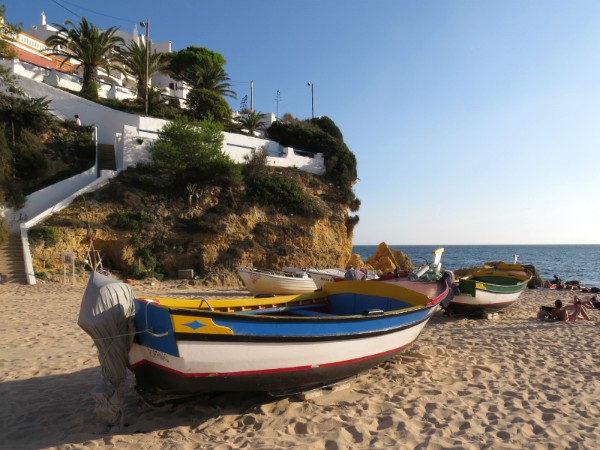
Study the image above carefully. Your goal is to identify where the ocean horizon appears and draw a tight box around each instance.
[352,244,600,288]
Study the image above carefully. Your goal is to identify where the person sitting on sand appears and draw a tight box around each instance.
[573,295,594,309]
[538,299,569,321]
[565,297,593,321]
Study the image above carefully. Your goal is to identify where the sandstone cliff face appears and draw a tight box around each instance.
[29,171,354,287]
[345,242,415,274]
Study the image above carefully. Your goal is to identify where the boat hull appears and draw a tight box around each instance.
[447,289,525,314]
[447,263,531,315]
[129,318,430,394]
[307,269,346,289]
[129,280,441,395]
[238,268,317,294]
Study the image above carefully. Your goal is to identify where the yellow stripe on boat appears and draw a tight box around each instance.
[138,291,325,312]
[171,315,234,335]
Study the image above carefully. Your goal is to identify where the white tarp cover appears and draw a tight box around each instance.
[78,271,136,428]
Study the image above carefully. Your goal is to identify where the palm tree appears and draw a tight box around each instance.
[239,111,266,134]
[0,4,20,59]
[192,63,237,99]
[116,39,165,104]
[45,17,124,99]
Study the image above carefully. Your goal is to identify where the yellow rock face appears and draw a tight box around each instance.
[364,242,415,274]
[29,179,354,286]
[346,253,365,269]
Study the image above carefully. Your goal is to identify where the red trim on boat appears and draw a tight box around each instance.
[130,340,414,378]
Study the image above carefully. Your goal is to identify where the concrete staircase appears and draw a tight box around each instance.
[97,144,117,172]
[0,233,27,284]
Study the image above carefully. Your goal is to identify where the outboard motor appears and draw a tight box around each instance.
[78,272,136,430]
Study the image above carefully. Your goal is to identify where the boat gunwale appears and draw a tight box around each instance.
[171,313,435,343]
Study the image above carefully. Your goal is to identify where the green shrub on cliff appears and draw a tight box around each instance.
[108,210,155,231]
[266,117,357,204]
[28,226,58,245]
[149,117,242,189]
[0,92,95,205]
[246,174,324,218]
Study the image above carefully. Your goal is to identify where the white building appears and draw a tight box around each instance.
[22,12,184,103]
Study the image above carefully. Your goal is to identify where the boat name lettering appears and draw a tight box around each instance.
[147,348,170,363]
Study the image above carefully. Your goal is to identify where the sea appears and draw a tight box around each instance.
[352,245,600,288]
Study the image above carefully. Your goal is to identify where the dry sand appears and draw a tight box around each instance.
[1,279,599,450]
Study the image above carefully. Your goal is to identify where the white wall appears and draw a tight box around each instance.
[8,67,165,144]
[8,64,325,175]
[117,124,326,175]
[17,167,98,224]
[17,172,118,285]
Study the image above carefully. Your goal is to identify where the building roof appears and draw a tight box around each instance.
[12,45,73,72]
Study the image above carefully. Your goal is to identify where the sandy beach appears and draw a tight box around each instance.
[1,279,599,450]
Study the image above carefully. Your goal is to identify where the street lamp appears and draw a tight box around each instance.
[139,19,150,115]
[307,82,314,118]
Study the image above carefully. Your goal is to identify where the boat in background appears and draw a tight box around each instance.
[308,267,379,288]
[446,261,532,316]
[306,268,347,289]
[79,271,447,399]
[377,248,453,303]
[237,266,317,295]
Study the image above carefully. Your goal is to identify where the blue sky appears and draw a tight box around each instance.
[7,1,600,245]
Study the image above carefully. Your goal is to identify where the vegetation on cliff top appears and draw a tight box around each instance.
[27,117,355,282]
[0,93,96,210]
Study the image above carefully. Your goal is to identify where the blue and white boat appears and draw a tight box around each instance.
[94,272,445,397]
[79,270,447,398]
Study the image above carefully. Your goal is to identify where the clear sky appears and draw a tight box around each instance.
[7,1,600,245]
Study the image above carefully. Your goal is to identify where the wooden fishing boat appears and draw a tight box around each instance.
[446,262,532,316]
[375,248,453,300]
[124,276,448,396]
[308,268,380,288]
[306,268,347,289]
[237,266,317,294]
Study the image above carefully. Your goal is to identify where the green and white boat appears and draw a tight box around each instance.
[447,262,532,316]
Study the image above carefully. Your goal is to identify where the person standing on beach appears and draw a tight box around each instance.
[345,265,366,280]
[74,114,81,126]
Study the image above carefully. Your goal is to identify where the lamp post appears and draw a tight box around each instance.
[139,19,150,115]
[307,82,314,118]
[275,90,281,119]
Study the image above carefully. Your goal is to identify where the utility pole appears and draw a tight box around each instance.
[140,19,150,115]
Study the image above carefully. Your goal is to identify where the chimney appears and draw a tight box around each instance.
[41,12,46,26]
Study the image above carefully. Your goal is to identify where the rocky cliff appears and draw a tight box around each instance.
[29,167,355,286]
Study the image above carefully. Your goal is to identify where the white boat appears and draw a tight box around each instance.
[308,268,381,289]
[307,268,347,289]
[237,266,317,295]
